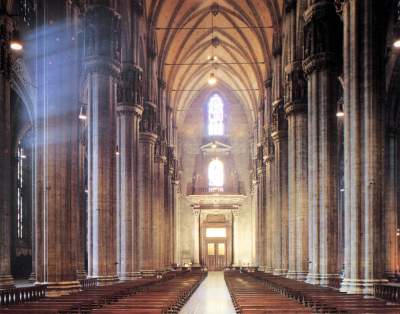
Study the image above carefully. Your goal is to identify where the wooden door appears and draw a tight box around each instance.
[205,241,226,270]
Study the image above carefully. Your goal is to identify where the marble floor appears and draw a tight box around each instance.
[180,271,236,314]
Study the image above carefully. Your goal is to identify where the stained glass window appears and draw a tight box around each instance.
[208,159,223,189]
[208,94,224,136]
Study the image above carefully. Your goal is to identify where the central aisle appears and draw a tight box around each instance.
[180,271,236,314]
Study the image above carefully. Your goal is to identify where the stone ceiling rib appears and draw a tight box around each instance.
[145,0,283,125]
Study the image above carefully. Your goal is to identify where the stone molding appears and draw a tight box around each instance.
[84,58,120,78]
[116,103,143,117]
[303,52,337,76]
[139,131,158,144]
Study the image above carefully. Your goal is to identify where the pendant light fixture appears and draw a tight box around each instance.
[208,3,219,86]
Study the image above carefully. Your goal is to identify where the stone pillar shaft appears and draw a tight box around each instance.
[341,0,386,294]
[0,15,14,287]
[385,130,398,275]
[303,1,339,286]
[193,210,200,266]
[233,211,240,266]
[272,130,288,275]
[85,4,121,282]
[138,132,158,271]
[117,104,142,279]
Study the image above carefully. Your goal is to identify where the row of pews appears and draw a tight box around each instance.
[0,271,206,314]
[91,271,206,313]
[248,271,400,313]
[225,271,312,313]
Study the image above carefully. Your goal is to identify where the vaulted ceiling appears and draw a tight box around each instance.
[146,0,283,125]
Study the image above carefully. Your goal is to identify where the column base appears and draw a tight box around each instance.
[273,269,288,276]
[28,272,36,283]
[295,271,308,281]
[96,275,119,286]
[264,267,274,273]
[76,270,87,280]
[319,273,339,287]
[140,270,156,277]
[119,272,142,280]
[0,275,15,288]
[286,270,298,279]
[341,278,388,295]
[305,272,320,285]
[43,281,81,297]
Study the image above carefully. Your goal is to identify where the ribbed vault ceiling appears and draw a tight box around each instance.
[146,0,283,125]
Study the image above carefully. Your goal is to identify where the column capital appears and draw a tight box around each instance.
[303,1,340,75]
[192,208,200,216]
[303,53,338,76]
[232,209,240,217]
[271,130,288,142]
[264,77,272,88]
[284,61,307,113]
[139,132,158,144]
[116,104,143,117]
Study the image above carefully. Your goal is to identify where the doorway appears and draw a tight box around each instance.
[206,241,226,270]
[200,214,232,270]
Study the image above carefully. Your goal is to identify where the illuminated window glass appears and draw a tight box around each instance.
[17,141,25,239]
[206,228,226,238]
[208,159,223,188]
[218,243,225,256]
[207,243,215,255]
[208,95,224,136]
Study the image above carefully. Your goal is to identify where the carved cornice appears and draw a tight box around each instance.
[284,61,307,108]
[304,1,335,24]
[139,131,158,144]
[84,5,121,64]
[84,58,120,77]
[264,77,272,88]
[302,52,338,76]
[271,130,288,142]
[284,102,306,116]
[272,31,282,57]
[116,104,143,117]
[158,77,166,89]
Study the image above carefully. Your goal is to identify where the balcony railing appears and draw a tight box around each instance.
[188,184,244,195]
[374,283,400,303]
[0,285,47,306]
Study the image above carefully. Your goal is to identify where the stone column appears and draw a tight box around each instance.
[233,210,240,266]
[192,209,200,266]
[250,179,258,266]
[271,30,288,275]
[341,0,386,294]
[284,0,309,281]
[85,4,121,283]
[263,78,274,273]
[154,152,166,270]
[0,14,15,288]
[116,65,143,279]
[385,129,398,276]
[303,0,340,286]
[256,154,265,269]
[173,180,181,265]
[138,114,158,272]
[77,117,87,280]
[271,123,288,275]
[34,0,82,295]
[264,150,274,273]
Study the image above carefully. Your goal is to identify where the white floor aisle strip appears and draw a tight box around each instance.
[180,271,236,314]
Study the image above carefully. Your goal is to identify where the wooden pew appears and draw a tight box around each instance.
[224,271,313,313]
[245,271,400,314]
[91,271,206,314]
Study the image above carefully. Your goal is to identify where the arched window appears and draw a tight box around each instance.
[208,159,224,191]
[17,141,25,239]
[208,94,224,136]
